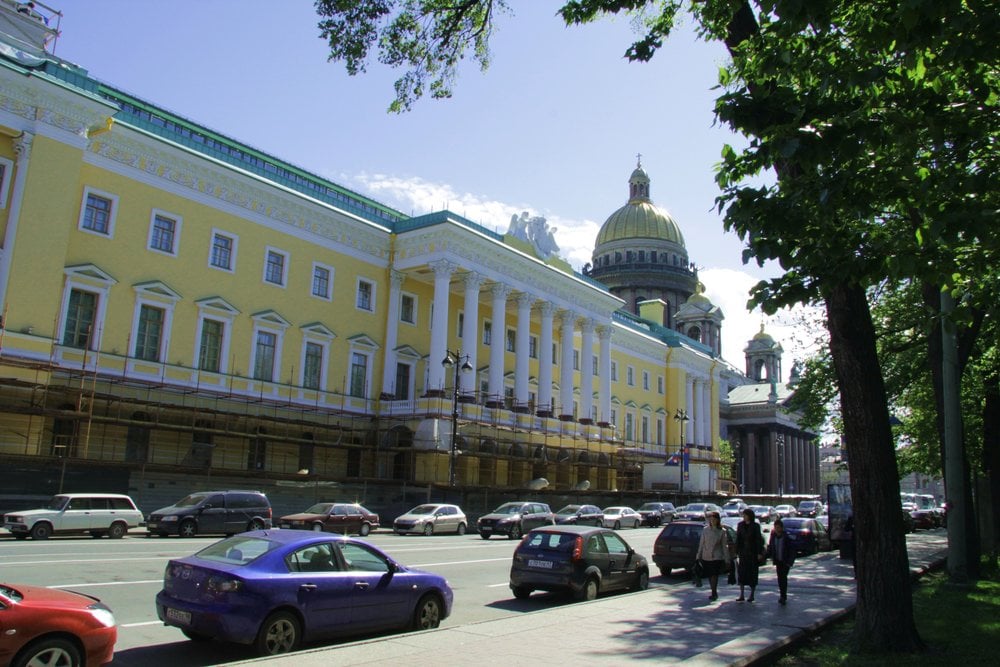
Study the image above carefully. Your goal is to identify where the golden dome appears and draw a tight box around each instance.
[595,159,685,247]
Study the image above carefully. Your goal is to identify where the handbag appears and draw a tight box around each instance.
[693,559,704,587]
[728,567,737,585]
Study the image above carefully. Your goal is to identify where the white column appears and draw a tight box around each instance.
[699,379,710,447]
[559,310,576,419]
[685,377,694,446]
[459,272,483,397]
[579,318,595,423]
[380,269,405,398]
[598,325,612,424]
[0,133,33,311]
[427,260,457,394]
[537,302,556,416]
[487,283,512,407]
[514,292,534,411]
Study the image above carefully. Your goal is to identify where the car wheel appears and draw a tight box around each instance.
[29,523,51,540]
[508,523,522,540]
[633,520,640,529]
[181,628,213,642]
[480,532,491,540]
[255,611,301,656]
[11,636,81,667]
[312,523,324,532]
[412,593,443,630]
[423,523,434,536]
[456,522,467,535]
[359,522,371,537]
[248,519,265,531]
[575,577,599,602]
[636,569,650,590]
[178,520,197,538]
[512,586,532,599]
[614,521,621,530]
[658,566,671,577]
[108,522,127,539]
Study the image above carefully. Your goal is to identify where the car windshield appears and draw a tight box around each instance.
[686,504,707,511]
[638,503,661,511]
[45,495,69,511]
[723,501,742,509]
[493,503,525,515]
[304,503,335,514]
[174,493,211,508]
[556,506,581,515]
[196,536,279,565]
[520,531,578,552]
[408,505,437,515]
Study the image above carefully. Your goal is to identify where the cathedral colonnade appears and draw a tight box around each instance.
[730,428,819,497]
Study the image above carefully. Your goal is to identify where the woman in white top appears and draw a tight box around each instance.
[695,511,732,601]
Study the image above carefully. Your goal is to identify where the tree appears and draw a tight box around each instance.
[314,0,999,654]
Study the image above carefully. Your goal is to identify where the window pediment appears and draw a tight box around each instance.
[133,280,182,302]
[251,309,291,329]
[64,263,117,287]
[301,322,336,339]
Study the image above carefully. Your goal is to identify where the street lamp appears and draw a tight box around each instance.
[776,432,785,498]
[674,409,689,495]
[734,436,744,494]
[442,350,473,487]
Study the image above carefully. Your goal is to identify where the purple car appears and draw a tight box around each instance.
[156,529,453,656]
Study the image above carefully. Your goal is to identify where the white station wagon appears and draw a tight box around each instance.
[3,493,144,540]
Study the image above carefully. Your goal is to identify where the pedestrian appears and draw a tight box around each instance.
[735,507,765,602]
[695,510,732,601]
[766,517,796,604]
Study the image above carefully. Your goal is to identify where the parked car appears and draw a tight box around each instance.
[781,517,833,555]
[652,520,737,576]
[749,505,777,523]
[0,582,117,667]
[796,500,825,518]
[279,503,380,536]
[147,490,272,538]
[477,502,554,540]
[602,506,642,529]
[721,499,748,517]
[156,530,453,656]
[509,525,650,601]
[774,504,798,518]
[554,504,605,527]
[393,504,467,535]
[636,502,676,527]
[3,493,144,540]
[674,503,723,522]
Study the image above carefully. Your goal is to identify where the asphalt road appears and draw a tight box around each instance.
[0,524,681,666]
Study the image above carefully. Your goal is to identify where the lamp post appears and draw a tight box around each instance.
[674,409,689,495]
[735,436,744,494]
[442,350,473,487]
[776,432,785,498]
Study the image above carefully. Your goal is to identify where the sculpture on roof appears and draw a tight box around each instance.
[507,211,560,260]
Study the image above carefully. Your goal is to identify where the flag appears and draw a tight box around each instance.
[665,451,682,466]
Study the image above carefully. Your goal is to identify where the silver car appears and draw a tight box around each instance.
[393,503,468,535]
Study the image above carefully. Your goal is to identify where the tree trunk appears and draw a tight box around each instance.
[984,375,1000,557]
[825,281,923,652]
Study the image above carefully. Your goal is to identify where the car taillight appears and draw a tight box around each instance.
[207,575,244,594]
[571,535,584,562]
[265,507,272,518]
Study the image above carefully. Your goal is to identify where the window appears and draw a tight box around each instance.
[457,312,465,338]
[482,320,492,345]
[573,349,580,371]
[148,211,180,255]
[199,319,223,372]
[134,304,164,361]
[311,263,333,300]
[593,355,599,376]
[0,157,12,208]
[625,413,634,440]
[63,289,97,349]
[79,188,117,236]
[611,361,618,382]
[627,366,635,386]
[303,342,323,390]
[356,279,374,311]
[253,331,277,381]
[642,416,649,444]
[529,336,538,359]
[210,231,236,271]
[263,248,287,286]
[400,294,416,324]
[506,328,516,353]
[553,342,558,365]
[658,376,664,394]
[643,371,650,391]
[349,352,368,398]
[657,418,664,446]
[610,409,618,427]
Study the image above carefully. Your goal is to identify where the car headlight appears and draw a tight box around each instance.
[88,604,117,628]
[6,515,22,523]
[161,515,178,522]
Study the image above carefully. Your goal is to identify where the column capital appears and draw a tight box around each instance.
[429,259,459,277]
[580,318,595,334]
[389,269,406,289]
[490,282,513,300]
[597,324,614,340]
[13,132,33,161]
[516,292,536,308]
[539,302,557,317]
[558,309,577,326]
[462,271,485,290]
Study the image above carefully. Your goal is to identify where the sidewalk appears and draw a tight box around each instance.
[236,532,948,666]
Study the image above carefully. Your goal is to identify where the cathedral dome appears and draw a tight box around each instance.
[595,164,685,246]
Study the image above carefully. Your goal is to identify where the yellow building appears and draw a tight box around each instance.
[0,5,726,500]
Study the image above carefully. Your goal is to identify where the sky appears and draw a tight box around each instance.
[44,0,812,373]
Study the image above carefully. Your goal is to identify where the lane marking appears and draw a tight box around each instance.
[411,557,510,567]
[121,621,162,628]
[51,580,162,588]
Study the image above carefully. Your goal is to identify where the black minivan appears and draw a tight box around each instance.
[147,490,272,537]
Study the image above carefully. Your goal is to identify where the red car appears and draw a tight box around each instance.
[0,583,117,667]
[278,502,380,536]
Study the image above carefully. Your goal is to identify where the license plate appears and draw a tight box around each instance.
[166,608,191,625]
[528,559,553,569]
[670,546,690,553]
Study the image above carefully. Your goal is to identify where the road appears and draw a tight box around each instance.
[0,525,675,666]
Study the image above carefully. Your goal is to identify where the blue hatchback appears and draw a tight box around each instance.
[155,529,453,656]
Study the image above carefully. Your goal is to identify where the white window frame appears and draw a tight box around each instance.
[130,282,181,364]
[611,360,618,382]
[249,312,290,383]
[78,186,118,238]
[482,319,492,345]
[0,156,13,209]
[193,297,238,374]
[262,246,289,287]
[300,339,328,390]
[356,278,376,312]
[400,292,417,325]
[627,366,635,386]
[147,209,182,256]
[310,262,334,301]
[348,348,373,398]
[643,370,650,391]
[529,335,538,359]
[58,265,117,352]
[208,229,238,273]
[658,375,665,394]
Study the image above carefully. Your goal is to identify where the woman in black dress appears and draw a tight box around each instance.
[735,507,765,601]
